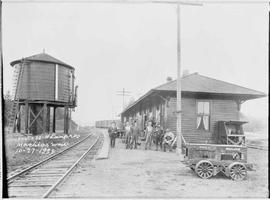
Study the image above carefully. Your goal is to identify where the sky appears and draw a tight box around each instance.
[2,1,269,126]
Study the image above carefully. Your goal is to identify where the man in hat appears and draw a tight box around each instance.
[145,121,154,150]
[124,121,132,149]
[108,121,118,148]
[131,120,140,149]
[153,123,164,151]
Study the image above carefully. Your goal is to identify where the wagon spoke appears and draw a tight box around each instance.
[198,172,202,177]
[195,161,213,179]
[207,172,212,176]
[202,173,207,178]
[229,163,247,181]
[239,170,245,175]
[240,167,245,171]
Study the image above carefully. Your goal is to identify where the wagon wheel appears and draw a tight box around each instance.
[195,160,214,179]
[228,162,247,181]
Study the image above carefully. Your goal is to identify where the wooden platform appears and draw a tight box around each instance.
[96,128,110,159]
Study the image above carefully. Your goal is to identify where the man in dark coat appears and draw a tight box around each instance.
[108,122,117,148]
[152,123,164,151]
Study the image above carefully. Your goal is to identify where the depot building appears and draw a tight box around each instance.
[121,73,265,144]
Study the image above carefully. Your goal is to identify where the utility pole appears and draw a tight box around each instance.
[175,2,202,158]
[116,88,131,111]
[176,3,182,157]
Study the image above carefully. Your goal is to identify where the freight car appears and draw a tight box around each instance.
[95,120,121,129]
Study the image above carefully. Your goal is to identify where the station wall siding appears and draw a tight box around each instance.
[166,97,239,144]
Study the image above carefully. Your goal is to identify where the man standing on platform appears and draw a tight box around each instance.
[131,120,140,149]
[145,121,153,150]
[124,121,132,149]
[108,121,117,148]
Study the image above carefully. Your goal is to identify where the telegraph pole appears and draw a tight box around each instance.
[176,3,182,156]
[175,1,202,158]
[116,88,131,111]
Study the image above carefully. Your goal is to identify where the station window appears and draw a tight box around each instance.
[197,101,210,131]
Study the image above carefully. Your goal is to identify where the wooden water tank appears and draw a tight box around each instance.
[10,53,75,103]
[10,53,76,135]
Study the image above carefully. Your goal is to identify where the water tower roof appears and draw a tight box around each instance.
[10,53,74,70]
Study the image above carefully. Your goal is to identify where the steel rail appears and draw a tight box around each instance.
[7,132,93,182]
[42,135,101,198]
[247,144,268,151]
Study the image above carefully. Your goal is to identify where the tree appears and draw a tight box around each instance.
[4,91,13,127]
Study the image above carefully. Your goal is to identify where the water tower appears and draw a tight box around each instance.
[9,52,78,135]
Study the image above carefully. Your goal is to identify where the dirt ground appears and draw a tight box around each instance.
[52,129,268,198]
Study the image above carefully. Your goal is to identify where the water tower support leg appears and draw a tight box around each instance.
[17,105,21,133]
[43,103,47,133]
[25,101,29,134]
[52,107,56,133]
[64,106,68,134]
[67,108,70,134]
[66,108,69,134]
[46,106,50,132]
[64,107,66,134]
[68,108,71,132]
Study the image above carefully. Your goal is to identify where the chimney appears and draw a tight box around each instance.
[166,77,173,82]
[182,70,189,77]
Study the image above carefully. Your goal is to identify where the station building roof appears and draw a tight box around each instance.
[155,73,265,96]
[122,73,266,114]
[10,53,74,70]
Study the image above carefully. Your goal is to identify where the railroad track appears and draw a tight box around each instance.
[7,132,104,198]
[247,144,268,151]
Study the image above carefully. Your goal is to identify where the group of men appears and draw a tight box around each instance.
[144,120,176,151]
[123,121,140,149]
[108,120,176,151]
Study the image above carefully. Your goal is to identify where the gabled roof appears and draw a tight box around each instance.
[122,73,266,114]
[10,53,74,70]
[154,73,266,97]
